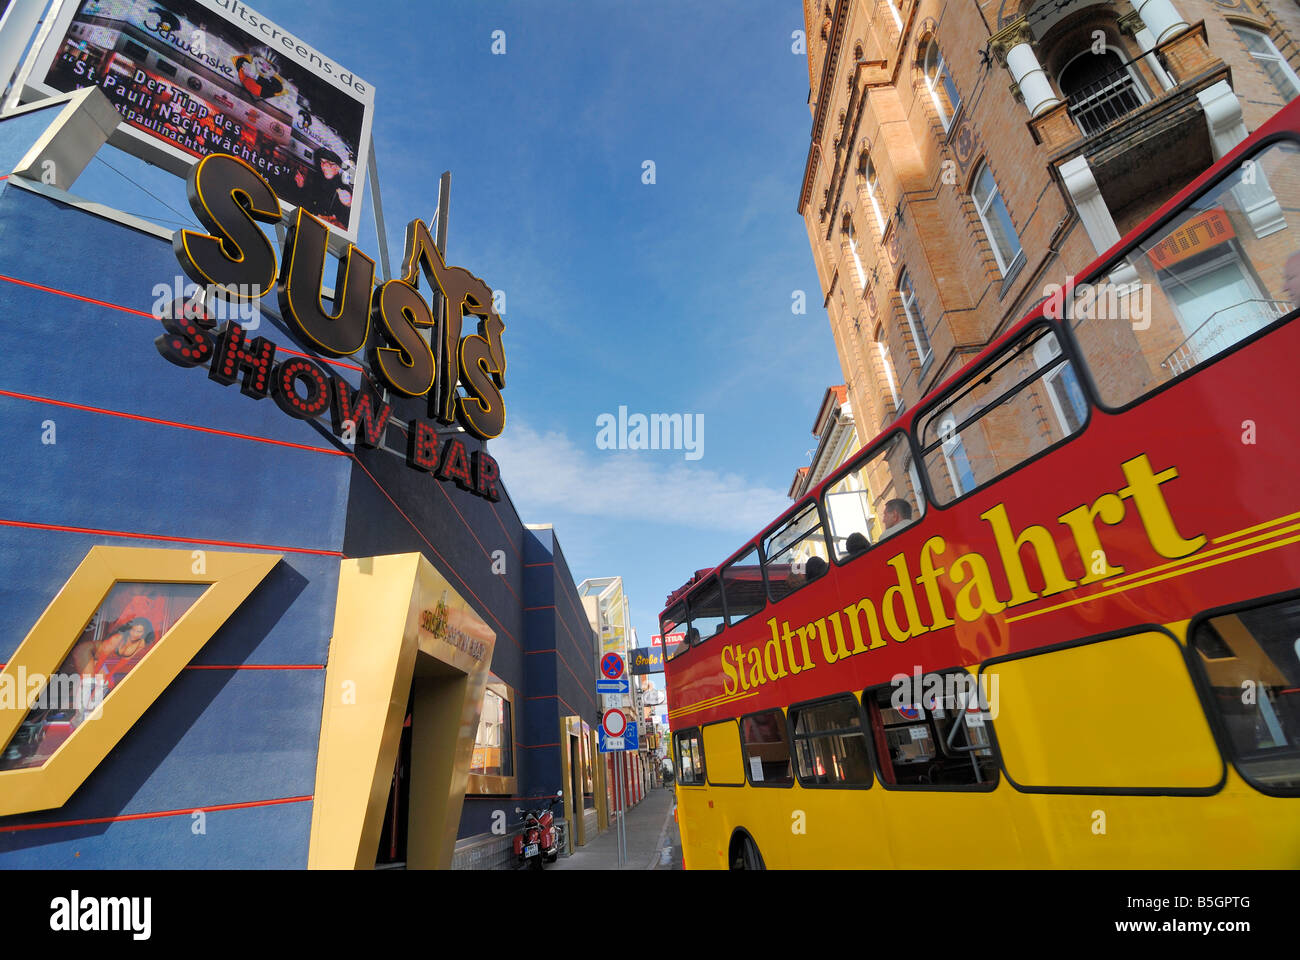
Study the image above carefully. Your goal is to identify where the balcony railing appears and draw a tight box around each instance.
[1161,299,1292,375]
[1064,57,1154,137]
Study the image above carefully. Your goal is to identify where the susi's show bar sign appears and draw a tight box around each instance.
[157,153,507,501]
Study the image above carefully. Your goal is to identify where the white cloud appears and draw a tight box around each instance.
[492,421,789,534]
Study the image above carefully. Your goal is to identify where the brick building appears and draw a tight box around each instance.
[798,0,1300,500]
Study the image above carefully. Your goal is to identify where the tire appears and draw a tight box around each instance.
[730,834,765,871]
[529,853,544,871]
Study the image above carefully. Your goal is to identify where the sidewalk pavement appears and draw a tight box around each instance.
[551,782,680,870]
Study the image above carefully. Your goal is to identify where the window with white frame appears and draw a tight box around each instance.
[921,40,961,131]
[897,269,932,365]
[875,323,902,415]
[1233,24,1300,101]
[938,416,976,498]
[1032,331,1089,437]
[846,217,868,289]
[971,162,1023,275]
[859,153,887,234]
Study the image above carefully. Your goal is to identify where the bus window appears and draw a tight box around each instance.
[688,577,726,642]
[675,728,706,785]
[789,695,873,787]
[991,630,1221,791]
[917,325,1088,505]
[1070,140,1300,409]
[763,503,829,602]
[823,432,925,561]
[864,672,998,789]
[741,709,793,785]
[703,721,746,786]
[721,548,765,626]
[1190,595,1300,796]
[662,603,689,661]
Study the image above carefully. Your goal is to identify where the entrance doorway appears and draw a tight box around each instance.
[375,696,413,868]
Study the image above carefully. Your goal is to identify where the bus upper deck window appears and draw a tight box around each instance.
[662,604,688,661]
[687,578,725,642]
[918,325,1088,505]
[1069,140,1300,409]
[824,432,924,561]
[721,547,765,626]
[763,503,829,602]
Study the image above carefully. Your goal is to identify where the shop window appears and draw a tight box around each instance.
[1190,595,1300,795]
[789,695,874,787]
[762,502,829,602]
[898,269,932,366]
[971,161,1023,276]
[470,683,512,776]
[920,38,961,131]
[864,672,997,788]
[1233,24,1300,102]
[1070,140,1298,409]
[741,709,793,785]
[823,432,924,561]
[991,630,1222,790]
[0,581,206,772]
[722,547,765,626]
[703,720,745,786]
[675,727,706,785]
[917,325,1087,504]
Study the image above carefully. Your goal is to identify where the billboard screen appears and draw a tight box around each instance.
[22,0,374,238]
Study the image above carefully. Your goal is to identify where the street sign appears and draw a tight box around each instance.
[603,708,627,738]
[596,676,629,694]
[600,652,625,680]
[623,721,639,750]
[597,728,624,752]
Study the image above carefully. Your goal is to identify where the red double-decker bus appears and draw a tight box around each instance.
[662,100,1300,869]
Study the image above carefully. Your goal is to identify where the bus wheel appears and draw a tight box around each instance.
[730,833,765,870]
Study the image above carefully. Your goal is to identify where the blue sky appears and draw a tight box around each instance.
[63,0,843,651]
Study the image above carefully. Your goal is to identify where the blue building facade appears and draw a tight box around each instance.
[0,101,599,867]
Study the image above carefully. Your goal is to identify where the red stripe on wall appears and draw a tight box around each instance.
[0,273,363,372]
[0,518,342,557]
[0,389,348,458]
[184,664,324,670]
[348,457,520,651]
[0,794,312,833]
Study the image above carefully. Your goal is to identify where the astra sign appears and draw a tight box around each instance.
[155,152,506,501]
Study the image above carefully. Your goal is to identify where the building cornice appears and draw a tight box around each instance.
[798,0,850,215]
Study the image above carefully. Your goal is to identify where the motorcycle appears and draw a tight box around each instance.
[513,789,564,870]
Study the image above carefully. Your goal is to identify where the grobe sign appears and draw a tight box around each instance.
[156,153,506,501]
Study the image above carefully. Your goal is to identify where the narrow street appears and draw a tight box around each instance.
[551,783,681,870]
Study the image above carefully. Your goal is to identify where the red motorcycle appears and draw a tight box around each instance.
[513,790,564,870]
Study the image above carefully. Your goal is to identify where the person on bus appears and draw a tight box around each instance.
[1283,250,1300,306]
[880,498,914,538]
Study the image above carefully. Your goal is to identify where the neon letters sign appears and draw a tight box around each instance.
[156,153,505,501]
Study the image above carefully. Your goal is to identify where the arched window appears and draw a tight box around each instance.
[858,153,887,234]
[921,39,961,131]
[844,216,868,289]
[897,269,932,366]
[1057,44,1149,136]
[970,162,1022,275]
[1233,24,1300,101]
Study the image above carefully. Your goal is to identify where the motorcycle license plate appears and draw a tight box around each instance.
[524,843,539,858]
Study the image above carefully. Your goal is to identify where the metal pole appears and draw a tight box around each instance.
[619,752,628,866]
[613,753,623,867]
[365,135,392,282]
[0,0,47,109]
